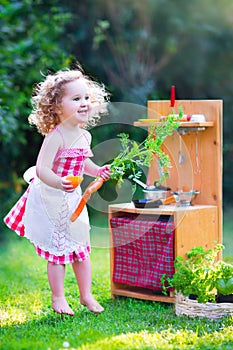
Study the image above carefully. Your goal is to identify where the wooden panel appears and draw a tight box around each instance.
[147,100,222,200]
[147,100,222,245]
[174,207,218,258]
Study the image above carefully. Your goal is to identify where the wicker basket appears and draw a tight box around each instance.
[175,292,233,320]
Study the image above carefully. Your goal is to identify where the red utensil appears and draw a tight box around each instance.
[170,85,175,107]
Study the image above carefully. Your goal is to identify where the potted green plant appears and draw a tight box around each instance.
[161,244,224,303]
[216,260,233,303]
[161,244,233,319]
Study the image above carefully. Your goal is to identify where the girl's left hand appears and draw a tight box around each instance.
[61,177,75,192]
[96,165,111,180]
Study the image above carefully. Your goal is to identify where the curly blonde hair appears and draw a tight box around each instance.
[28,68,110,135]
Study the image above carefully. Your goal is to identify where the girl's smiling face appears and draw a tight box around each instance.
[59,78,92,125]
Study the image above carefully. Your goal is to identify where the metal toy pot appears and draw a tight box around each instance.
[172,190,200,206]
[143,187,167,200]
[128,175,170,200]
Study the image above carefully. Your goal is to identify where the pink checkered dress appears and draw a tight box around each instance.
[4,128,93,264]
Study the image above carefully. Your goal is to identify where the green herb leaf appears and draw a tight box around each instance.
[110,108,183,186]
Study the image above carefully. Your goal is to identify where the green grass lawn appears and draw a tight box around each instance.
[0,211,233,350]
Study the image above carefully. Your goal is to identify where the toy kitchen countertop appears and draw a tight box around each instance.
[108,202,216,216]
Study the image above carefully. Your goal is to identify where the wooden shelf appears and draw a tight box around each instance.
[111,286,175,303]
[134,121,214,128]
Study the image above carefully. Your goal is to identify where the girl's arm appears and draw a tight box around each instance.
[83,158,110,180]
[81,130,99,177]
[83,158,100,178]
[82,130,110,180]
[36,131,73,191]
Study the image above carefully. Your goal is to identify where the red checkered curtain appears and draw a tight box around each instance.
[110,214,175,291]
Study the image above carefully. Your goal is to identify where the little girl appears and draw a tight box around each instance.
[4,67,110,315]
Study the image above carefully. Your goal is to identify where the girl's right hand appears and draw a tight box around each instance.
[60,177,75,192]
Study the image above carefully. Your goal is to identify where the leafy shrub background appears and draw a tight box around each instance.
[1,0,233,232]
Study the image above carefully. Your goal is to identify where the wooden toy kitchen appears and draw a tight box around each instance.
[109,99,223,303]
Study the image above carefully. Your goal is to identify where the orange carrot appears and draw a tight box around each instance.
[70,177,104,222]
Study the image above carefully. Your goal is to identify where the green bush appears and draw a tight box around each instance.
[0,0,72,225]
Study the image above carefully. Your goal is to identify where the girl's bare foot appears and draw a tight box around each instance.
[52,297,74,316]
[80,296,104,313]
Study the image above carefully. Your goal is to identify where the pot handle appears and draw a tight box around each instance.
[163,194,179,205]
[128,175,147,189]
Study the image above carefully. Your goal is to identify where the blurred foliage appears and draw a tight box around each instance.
[1,0,233,231]
[64,0,233,204]
[0,0,71,142]
[0,0,72,227]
